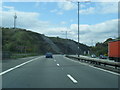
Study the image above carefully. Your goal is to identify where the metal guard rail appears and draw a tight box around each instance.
[66,55,120,68]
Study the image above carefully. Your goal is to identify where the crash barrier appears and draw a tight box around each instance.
[66,55,120,69]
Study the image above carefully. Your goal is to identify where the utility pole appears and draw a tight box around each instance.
[61,31,71,39]
[92,40,94,46]
[14,13,17,29]
[61,30,71,55]
[66,31,67,39]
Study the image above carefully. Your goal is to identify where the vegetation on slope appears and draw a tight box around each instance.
[1,27,90,59]
[90,37,120,56]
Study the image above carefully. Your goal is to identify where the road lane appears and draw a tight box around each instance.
[2,56,40,71]
[54,55,119,88]
[2,56,76,88]
[2,55,119,88]
[0,57,42,76]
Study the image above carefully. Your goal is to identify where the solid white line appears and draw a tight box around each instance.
[89,65,120,76]
[64,56,120,76]
[57,64,60,66]
[67,74,78,83]
[0,57,41,76]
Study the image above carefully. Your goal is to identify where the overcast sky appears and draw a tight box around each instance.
[1,0,119,46]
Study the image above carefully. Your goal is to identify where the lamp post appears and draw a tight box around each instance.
[66,0,90,57]
[77,1,80,57]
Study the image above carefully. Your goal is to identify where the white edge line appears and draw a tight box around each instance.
[0,57,41,76]
[64,56,120,76]
[67,74,78,83]
[89,65,120,76]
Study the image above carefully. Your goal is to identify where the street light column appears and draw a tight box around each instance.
[78,2,80,57]
[66,0,91,57]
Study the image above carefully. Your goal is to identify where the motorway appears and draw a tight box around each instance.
[1,55,119,88]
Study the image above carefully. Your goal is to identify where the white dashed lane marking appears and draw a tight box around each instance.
[57,64,60,66]
[67,74,78,84]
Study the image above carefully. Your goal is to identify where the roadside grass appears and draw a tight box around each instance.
[10,53,42,59]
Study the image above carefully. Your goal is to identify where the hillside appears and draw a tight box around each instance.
[49,37,89,54]
[1,27,89,58]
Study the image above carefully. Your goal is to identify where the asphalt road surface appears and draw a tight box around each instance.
[1,55,119,88]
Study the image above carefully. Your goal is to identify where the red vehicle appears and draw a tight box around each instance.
[108,40,120,62]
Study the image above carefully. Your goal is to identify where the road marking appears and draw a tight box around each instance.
[67,74,78,83]
[0,57,41,76]
[64,56,120,76]
[57,64,60,66]
[88,65,120,76]
[54,60,56,62]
